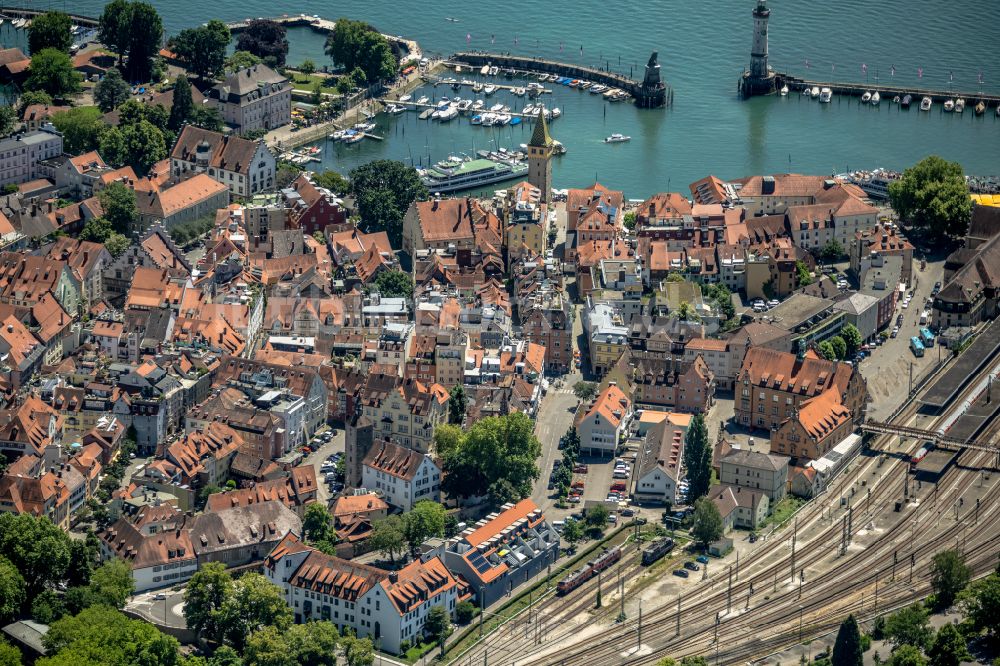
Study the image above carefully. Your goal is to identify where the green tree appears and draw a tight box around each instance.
[349,67,368,89]
[425,605,452,644]
[168,75,195,132]
[66,533,100,588]
[300,60,316,75]
[830,336,848,361]
[225,50,262,73]
[324,19,397,84]
[683,414,711,502]
[80,217,116,243]
[28,11,73,55]
[963,571,1000,638]
[310,81,323,105]
[820,239,845,262]
[218,573,292,651]
[832,615,864,666]
[207,646,242,666]
[0,558,25,621]
[0,638,20,666]
[105,233,130,258]
[26,48,82,98]
[41,606,181,666]
[488,478,518,508]
[98,0,132,64]
[884,603,932,651]
[94,68,131,113]
[312,170,350,194]
[183,562,233,642]
[889,156,972,239]
[927,623,969,666]
[86,560,134,609]
[31,589,66,624]
[440,413,541,501]
[99,119,167,175]
[623,210,637,231]
[841,324,863,358]
[342,636,374,666]
[691,497,724,548]
[561,519,584,549]
[403,501,446,552]
[889,645,927,666]
[0,106,15,137]
[433,424,464,458]
[818,341,837,361]
[930,550,970,609]
[584,505,609,530]
[169,20,230,81]
[124,2,163,82]
[680,657,709,666]
[349,160,427,248]
[0,513,72,603]
[672,300,701,322]
[795,260,814,287]
[371,269,414,299]
[573,381,598,401]
[98,182,140,235]
[284,622,339,666]
[191,105,225,132]
[16,90,54,115]
[236,20,289,68]
[51,106,105,154]
[302,503,336,550]
[455,600,476,625]
[369,514,406,564]
[448,385,467,424]
[243,625,293,666]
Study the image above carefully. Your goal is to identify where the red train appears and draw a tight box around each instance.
[557,546,622,595]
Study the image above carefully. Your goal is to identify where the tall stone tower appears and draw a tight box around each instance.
[527,108,554,203]
[750,0,770,79]
[741,0,777,97]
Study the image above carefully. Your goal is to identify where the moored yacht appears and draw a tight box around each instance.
[780,84,789,96]
[901,94,912,108]
[920,96,932,111]
[861,91,872,103]
[955,98,965,113]
[943,99,955,112]
[484,84,497,96]
[810,86,820,98]
[871,91,880,105]
[819,87,832,103]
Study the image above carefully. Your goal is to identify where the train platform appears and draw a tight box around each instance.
[919,318,1000,409]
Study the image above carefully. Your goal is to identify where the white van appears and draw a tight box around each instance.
[919,311,929,325]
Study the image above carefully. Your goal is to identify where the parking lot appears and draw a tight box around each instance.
[300,426,346,505]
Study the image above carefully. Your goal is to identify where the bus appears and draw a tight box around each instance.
[919,327,935,347]
[910,336,925,357]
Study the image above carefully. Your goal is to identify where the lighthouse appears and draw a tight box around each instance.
[750,0,770,79]
[741,0,777,97]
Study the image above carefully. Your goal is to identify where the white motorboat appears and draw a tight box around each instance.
[550,107,562,118]
[472,99,485,110]
[470,115,483,125]
[385,103,406,115]
[861,91,872,103]
[954,98,965,113]
[437,106,459,121]
[480,112,497,126]
[343,132,364,145]
[512,87,526,97]
[488,66,499,76]
[801,86,811,96]
[472,82,483,93]
[480,65,490,75]
[580,82,593,90]
[416,96,429,105]
[605,133,630,143]
[435,99,450,111]
[780,84,789,96]
[537,73,549,81]
[484,84,497,96]
[591,84,607,94]
[943,99,955,112]
[495,113,511,125]
[489,102,504,112]
[552,140,566,155]
[819,87,832,103]
[399,94,412,103]
[920,96,932,111]
[871,91,880,105]
[810,86,820,98]
[523,104,535,115]
[996,103,1000,117]
[457,99,472,113]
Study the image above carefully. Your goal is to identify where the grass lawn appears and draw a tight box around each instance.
[288,72,339,92]
[402,640,436,664]
[763,496,805,528]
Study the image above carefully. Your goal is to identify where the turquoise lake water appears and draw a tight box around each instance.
[7,0,1000,197]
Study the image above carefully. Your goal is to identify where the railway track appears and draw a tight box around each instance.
[456,355,1000,666]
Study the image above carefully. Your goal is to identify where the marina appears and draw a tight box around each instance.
[774,74,1000,111]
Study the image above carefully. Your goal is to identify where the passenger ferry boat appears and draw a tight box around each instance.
[419,157,528,193]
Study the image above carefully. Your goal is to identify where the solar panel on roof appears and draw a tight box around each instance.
[468,551,491,574]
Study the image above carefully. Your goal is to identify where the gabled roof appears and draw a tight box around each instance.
[171,126,265,176]
[362,440,429,481]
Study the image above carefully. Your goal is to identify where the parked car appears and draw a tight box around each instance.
[696,555,710,564]
[684,561,700,571]
[673,569,689,578]
[767,299,779,308]
[621,508,635,517]
[574,464,588,473]
[891,327,899,338]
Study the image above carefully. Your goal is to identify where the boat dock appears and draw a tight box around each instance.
[430,78,553,95]
[0,6,98,27]
[380,99,550,120]
[772,73,1000,107]
[449,51,670,108]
